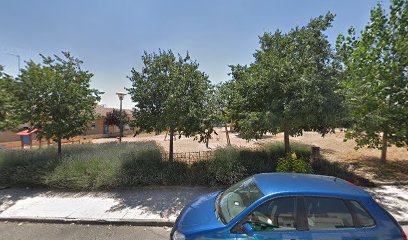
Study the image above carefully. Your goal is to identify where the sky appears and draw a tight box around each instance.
[0,0,388,109]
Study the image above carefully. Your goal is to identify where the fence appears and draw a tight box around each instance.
[163,151,215,164]
[0,138,93,152]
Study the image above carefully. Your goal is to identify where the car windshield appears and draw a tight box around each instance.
[218,177,264,224]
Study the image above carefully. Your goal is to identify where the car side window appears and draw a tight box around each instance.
[349,200,376,227]
[245,197,297,232]
[304,197,354,230]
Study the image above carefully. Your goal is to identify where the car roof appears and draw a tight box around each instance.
[253,173,371,200]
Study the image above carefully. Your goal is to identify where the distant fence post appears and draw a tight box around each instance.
[311,146,320,162]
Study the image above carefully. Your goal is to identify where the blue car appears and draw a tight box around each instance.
[171,173,407,240]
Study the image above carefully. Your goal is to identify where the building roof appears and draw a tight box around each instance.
[16,128,38,136]
[253,173,370,199]
[95,105,132,117]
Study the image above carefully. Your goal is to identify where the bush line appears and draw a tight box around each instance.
[0,141,373,190]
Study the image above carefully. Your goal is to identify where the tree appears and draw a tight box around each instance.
[195,86,221,149]
[336,0,407,162]
[0,66,20,130]
[227,13,343,154]
[104,109,130,136]
[18,52,103,154]
[216,81,241,145]
[127,50,213,160]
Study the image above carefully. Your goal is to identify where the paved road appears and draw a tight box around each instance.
[0,222,170,240]
[0,222,407,240]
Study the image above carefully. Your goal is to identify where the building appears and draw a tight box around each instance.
[0,105,134,144]
[86,104,133,138]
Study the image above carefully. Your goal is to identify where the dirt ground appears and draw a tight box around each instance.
[93,128,408,182]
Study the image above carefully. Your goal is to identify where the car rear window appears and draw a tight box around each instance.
[349,200,375,227]
[304,197,354,230]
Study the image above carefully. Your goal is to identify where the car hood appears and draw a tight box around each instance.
[175,191,225,235]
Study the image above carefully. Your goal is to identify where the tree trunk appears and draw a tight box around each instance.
[224,123,231,146]
[284,129,290,155]
[381,130,387,163]
[57,138,62,156]
[169,128,174,162]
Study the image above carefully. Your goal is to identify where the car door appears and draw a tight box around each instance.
[301,196,367,240]
[234,197,309,240]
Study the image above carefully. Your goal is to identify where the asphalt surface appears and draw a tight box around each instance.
[0,222,407,240]
[0,221,170,240]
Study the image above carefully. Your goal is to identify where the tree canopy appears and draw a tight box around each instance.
[18,52,103,154]
[0,66,20,130]
[127,50,213,160]
[224,13,343,154]
[104,109,130,128]
[336,0,408,162]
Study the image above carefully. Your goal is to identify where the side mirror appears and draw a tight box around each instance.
[242,223,254,236]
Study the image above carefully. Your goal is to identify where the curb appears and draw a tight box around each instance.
[1,217,407,227]
[400,221,408,226]
[372,181,408,186]
[0,217,175,227]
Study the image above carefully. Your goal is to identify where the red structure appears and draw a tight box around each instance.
[16,128,39,148]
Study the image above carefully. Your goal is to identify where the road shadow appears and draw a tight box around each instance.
[106,186,219,218]
[0,188,45,214]
[0,186,220,219]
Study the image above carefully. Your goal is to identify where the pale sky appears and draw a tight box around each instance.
[0,0,387,109]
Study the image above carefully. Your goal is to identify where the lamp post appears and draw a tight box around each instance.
[116,92,127,143]
[7,53,21,74]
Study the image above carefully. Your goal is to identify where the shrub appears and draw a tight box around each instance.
[161,161,189,185]
[311,159,375,187]
[209,147,247,186]
[276,152,312,174]
[238,149,273,175]
[120,145,164,186]
[0,148,60,186]
[0,140,373,189]
[264,142,311,161]
[189,160,212,185]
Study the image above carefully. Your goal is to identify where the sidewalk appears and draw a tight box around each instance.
[0,186,217,226]
[0,185,407,226]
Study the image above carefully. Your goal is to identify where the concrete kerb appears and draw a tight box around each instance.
[0,217,175,227]
[372,181,408,186]
[1,216,407,227]
[399,221,408,226]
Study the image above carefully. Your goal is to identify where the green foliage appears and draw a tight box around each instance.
[0,66,21,130]
[119,145,166,186]
[209,147,247,185]
[311,159,374,187]
[104,109,130,128]
[0,141,372,189]
[224,13,344,153]
[127,50,214,155]
[336,0,408,161]
[18,52,103,153]
[0,148,60,186]
[276,152,312,174]
[264,142,311,160]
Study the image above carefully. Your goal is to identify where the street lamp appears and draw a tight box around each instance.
[7,53,21,74]
[116,92,127,143]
